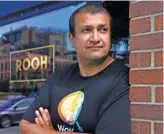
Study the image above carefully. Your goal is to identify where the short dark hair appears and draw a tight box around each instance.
[69,3,112,37]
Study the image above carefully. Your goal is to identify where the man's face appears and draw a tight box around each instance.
[69,12,111,60]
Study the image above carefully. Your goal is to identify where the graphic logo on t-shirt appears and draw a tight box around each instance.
[58,91,84,132]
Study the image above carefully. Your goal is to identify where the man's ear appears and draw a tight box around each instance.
[68,32,75,48]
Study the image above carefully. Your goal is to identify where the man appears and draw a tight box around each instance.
[19,4,130,134]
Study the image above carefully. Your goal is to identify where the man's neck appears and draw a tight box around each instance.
[78,56,114,77]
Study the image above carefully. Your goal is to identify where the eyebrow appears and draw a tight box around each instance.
[98,24,108,28]
[81,24,108,29]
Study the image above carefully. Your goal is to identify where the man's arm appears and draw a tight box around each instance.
[20,107,91,134]
[19,120,90,134]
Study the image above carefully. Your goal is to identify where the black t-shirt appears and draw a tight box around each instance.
[23,59,131,134]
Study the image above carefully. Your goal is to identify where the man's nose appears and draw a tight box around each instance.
[90,30,100,43]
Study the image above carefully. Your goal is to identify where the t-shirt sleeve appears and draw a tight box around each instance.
[94,69,131,134]
[22,71,57,123]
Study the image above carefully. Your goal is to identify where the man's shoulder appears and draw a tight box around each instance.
[106,59,129,81]
[113,59,130,74]
[50,63,78,79]
[114,60,130,83]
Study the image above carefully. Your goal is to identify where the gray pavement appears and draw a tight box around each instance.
[0,125,19,134]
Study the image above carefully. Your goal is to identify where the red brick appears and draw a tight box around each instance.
[130,33,163,50]
[155,87,163,102]
[132,121,151,134]
[130,1,163,18]
[155,15,163,31]
[132,121,140,134]
[155,51,163,67]
[131,104,163,120]
[140,121,151,134]
[154,123,163,134]
[130,52,151,68]
[130,17,151,34]
[130,87,151,102]
[130,69,163,84]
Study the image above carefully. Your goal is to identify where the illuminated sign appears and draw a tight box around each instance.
[16,56,48,72]
[10,45,55,83]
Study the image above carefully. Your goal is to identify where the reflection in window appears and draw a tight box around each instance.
[110,37,129,64]
[5,62,7,71]
[55,40,60,45]
[0,1,132,94]
[1,63,3,71]
[16,99,34,108]
[9,34,15,42]
[16,32,22,41]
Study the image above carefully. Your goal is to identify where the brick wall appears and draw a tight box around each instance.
[129,1,163,134]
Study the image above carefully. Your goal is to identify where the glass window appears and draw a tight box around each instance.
[0,2,87,94]
[9,34,15,42]
[0,2,129,94]
[15,99,34,108]
[5,62,7,71]
[16,32,22,41]
[1,63,3,71]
